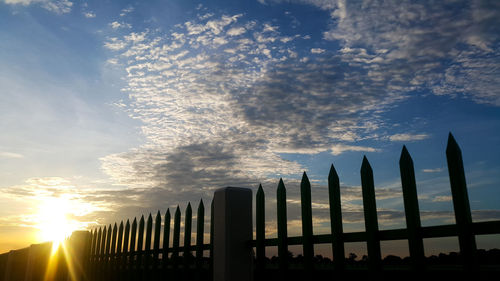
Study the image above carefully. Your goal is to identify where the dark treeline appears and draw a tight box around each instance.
[262,248,500,267]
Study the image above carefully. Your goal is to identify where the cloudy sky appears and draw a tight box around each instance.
[1,0,499,257]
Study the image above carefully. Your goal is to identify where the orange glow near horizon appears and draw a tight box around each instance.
[35,197,81,251]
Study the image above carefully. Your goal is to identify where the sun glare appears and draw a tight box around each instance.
[36,197,81,248]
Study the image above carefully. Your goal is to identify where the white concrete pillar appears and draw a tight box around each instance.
[213,187,253,281]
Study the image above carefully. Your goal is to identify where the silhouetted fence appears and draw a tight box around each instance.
[1,133,500,281]
[86,201,212,281]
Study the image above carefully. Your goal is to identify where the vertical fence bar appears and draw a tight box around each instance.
[127,218,137,280]
[300,172,314,272]
[277,178,288,278]
[110,223,117,278]
[153,211,161,276]
[360,156,382,272]
[173,207,181,259]
[184,203,193,258]
[144,213,153,279]
[446,133,477,270]
[98,227,106,281]
[328,164,345,273]
[89,229,97,279]
[399,146,425,271]
[162,209,171,277]
[123,220,130,280]
[196,199,205,280]
[116,221,124,280]
[89,229,96,269]
[137,216,145,278]
[173,207,181,279]
[104,225,112,280]
[184,203,193,278]
[256,184,265,276]
[129,218,137,281]
[209,199,214,281]
[196,200,205,259]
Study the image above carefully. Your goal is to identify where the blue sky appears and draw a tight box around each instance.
[0,0,499,256]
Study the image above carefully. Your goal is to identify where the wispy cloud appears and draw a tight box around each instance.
[0,151,24,159]
[422,168,444,173]
[4,0,73,14]
[83,11,95,18]
[119,6,134,17]
[330,144,379,156]
[109,21,131,29]
[310,48,325,54]
[432,195,452,202]
[388,133,429,142]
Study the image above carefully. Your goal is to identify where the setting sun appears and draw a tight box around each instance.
[36,197,81,247]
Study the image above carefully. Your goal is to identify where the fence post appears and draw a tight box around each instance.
[66,231,92,281]
[213,187,253,281]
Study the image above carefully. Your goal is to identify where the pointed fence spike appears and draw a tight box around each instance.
[399,145,426,271]
[154,211,161,253]
[172,206,181,258]
[117,221,124,255]
[130,218,137,253]
[328,163,345,272]
[123,220,130,254]
[138,216,145,252]
[300,172,314,270]
[446,133,477,270]
[184,203,193,258]
[163,209,171,252]
[256,184,266,274]
[106,224,112,256]
[276,178,288,273]
[196,199,205,261]
[153,212,162,270]
[97,228,103,259]
[360,156,382,271]
[145,213,153,252]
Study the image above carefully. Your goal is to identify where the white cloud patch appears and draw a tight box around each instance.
[227,27,246,36]
[422,168,444,173]
[330,144,379,156]
[103,38,127,51]
[120,6,134,17]
[83,11,95,18]
[310,48,325,54]
[389,133,429,142]
[4,0,73,14]
[110,21,131,29]
[432,195,453,202]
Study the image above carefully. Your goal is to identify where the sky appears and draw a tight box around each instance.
[0,0,499,257]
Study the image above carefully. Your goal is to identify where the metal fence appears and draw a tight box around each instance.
[1,133,500,281]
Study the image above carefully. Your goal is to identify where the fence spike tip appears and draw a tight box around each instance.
[446,132,460,153]
[361,155,371,167]
[278,178,285,190]
[328,163,338,180]
[400,145,411,161]
[257,184,263,193]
